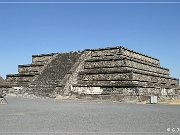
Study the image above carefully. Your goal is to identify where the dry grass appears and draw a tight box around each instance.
[168,99,180,105]
[160,99,180,105]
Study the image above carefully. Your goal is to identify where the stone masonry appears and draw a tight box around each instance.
[0,76,4,84]
[5,46,180,102]
[0,76,10,94]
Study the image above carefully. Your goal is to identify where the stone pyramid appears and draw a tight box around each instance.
[6,46,180,102]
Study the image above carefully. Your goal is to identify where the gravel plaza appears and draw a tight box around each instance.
[0,96,180,135]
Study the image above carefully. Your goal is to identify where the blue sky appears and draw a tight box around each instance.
[0,0,179,80]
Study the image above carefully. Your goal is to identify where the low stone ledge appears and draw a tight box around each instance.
[72,86,103,95]
[0,84,11,88]
[18,64,44,74]
[79,72,178,84]
[76,80,142,87]
[69,93,149,103]
[32,53,58,64]
[6,77,34,82]
[132,72,179,83]
[85,46,159,62]
[70,86,179,102]
[32,53,58,57]
[84,59,169,75]
[80,67,131,74]
[80,73,132,81]
[6,73,36,77]
[9,82,30,87]
[86,54,159,67]
[76,80,179,88]
[118,47,159,65]
[18,64,44,67]
[81,67,169,77]
[101,86,180,96]
[85,46,120,51]
[85,57,168,71]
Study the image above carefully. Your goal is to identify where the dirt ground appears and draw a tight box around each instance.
[0,96,180,135]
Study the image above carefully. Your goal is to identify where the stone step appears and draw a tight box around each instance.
[76,80,141,87]
[10,81,30,87]
[6,73,36,82]
[0,84,11,88]
[32,53,57,64]
[79,72,178,85]
[132,72,179,85]
[81,67,169,77]
[86,55,159,67]
[76,80,179,88]
[86,46,160,66]
[29,84,57,88]
[84,58,169,75]
[18,64,44,74]
[79,72,132,81]
[6,73,37,78]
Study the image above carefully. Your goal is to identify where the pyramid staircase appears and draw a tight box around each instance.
[27,52,82,97]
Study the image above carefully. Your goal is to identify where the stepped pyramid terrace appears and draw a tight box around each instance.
[2,46,180,102]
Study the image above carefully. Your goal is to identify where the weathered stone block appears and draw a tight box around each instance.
[32,53,57,64]
[80,73,132,81]
[18,64,44,74]
[88,46,160,66]
[84,59,169,75]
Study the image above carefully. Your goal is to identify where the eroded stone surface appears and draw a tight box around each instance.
[4,46,180,102]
